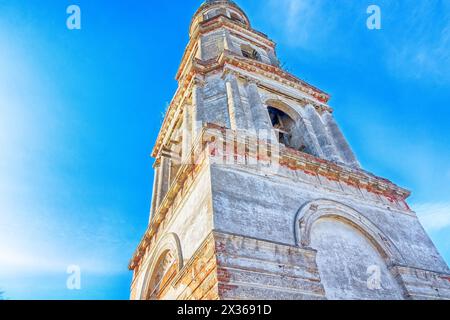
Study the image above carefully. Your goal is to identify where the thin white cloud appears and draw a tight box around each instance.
[283,0,315,46]
[414,202,450,232]
[262,0,339,49]
[258,0,450,84]
[0,193,135,277]
[0,35,133,278]
[383,1,450,84]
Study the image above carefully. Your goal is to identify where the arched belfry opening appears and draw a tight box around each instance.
[266,102,317,156]
[230,11,245,24]
[267,107,296,148]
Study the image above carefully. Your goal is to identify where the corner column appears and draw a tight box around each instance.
[155,155,170,211]
[305,104,341,163]
[246,80,277,141]
[182,105,193,163]
[149,161,160,223]
[293,117,325,158]
[224,72,250,130]
[195,36,203,60]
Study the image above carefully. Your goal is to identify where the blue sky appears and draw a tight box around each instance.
[0,0,449,300]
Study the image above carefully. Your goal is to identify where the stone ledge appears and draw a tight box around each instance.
[214,231,326,300]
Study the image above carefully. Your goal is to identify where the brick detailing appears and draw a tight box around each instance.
[173,233,219,300]
[213,232,326,300]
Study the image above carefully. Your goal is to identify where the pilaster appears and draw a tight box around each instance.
[246,80,277,141]
[305,104,341,163]
[323,111,360,168]
[155,155,170,211]
[224,72,249,130]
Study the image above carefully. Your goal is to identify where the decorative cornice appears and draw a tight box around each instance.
[177,15,275,81]
[153,50,331,158]
[131,125,412,271]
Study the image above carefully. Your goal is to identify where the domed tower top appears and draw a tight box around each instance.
[189,0,250,35]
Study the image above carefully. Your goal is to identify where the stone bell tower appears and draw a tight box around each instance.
[129,0,450,300]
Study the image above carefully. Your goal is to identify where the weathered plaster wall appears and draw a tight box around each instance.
[202,31,224,60]
[311,218,404,300]
[166,232,220,300]
[201,27,273,65]
[131,165,214,299]
[228,34,272,64]
[215,232,325,300]
[202,73,230,127]
[210,163,450,299]
[131,0,450,300]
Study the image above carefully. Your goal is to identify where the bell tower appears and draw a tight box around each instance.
[129,0,450,300]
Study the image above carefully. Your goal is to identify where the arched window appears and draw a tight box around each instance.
[241,44,261,61]
[268,106,305,151]
[139,233,183,300]
[216,8,227,16]
[146,250,178,300]
[295,200,406,300]
[230,12,245,24]
[204,8,227,20]
[203,11,212,20]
